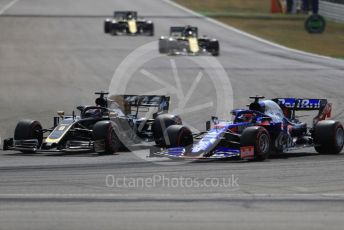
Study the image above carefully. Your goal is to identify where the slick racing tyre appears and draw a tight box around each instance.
[209,40,220,56]
[314,120,344,154]
[159,39,168,54]
[111,22,118,36]
[152,114,181,147]
[104,19,111,34]
[93,121,122,154]
[241,126,271,161]
[165,125,193,148]
[14,120,43,153]
[147,23,154,36]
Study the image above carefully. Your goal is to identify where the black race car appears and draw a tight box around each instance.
[159,25,220,56]
[3,92,183,154]
[104,11,154,36]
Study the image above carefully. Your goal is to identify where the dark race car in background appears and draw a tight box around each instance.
[154,96,344,161]
[3,92,184,155]
[159,25,220,56]
[104,11,154,36]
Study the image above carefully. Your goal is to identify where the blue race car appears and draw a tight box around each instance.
[154,96,344,161]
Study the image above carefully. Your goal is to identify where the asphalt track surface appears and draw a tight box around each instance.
[0,0,344,229]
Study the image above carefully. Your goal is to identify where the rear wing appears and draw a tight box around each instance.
[170,26,198,37]
[272,98,327,110]
[123,95,169,110]
[272,98,332,125]
[114,11,138,19]
[108,95,170,111]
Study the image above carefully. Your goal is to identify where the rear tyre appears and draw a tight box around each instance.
[209,40,220,56]
[241,126,270,161]
[104,19,111,33]
[14,120,43,153]
[165,125,193,148]
[159,39,168,54]
[93,121,122,154]
[314,120,344,154]
[111,22,118,36]
[147,23,154,36]
[152,114,179,147]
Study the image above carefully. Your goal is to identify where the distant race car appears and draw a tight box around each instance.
[154,96,344,161]
[159,25,220,56]
[3,92,184,154]
[104,11,154,36]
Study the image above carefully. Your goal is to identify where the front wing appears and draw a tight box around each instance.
[154,146,255,161]
[3,138,107,153]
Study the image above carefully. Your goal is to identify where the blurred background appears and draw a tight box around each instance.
[175,0,344,58]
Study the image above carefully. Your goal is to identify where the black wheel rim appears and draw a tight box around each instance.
[258,134,269,153]
[336,128,344,148]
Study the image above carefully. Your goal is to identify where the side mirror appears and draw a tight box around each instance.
[76,106,84,112]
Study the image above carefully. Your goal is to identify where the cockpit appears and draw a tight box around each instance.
[233,99,285,124]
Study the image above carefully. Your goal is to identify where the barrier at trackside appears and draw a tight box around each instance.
[271,0,283,13]
[319,0,344,23]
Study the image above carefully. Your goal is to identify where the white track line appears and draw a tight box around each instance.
[0,0,18,15]
[1,193,344,200]
[162,0,339,61]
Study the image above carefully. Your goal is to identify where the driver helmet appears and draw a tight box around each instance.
[239,113,253,123]
[127,13,133,19]
[249,102,265,113]
[95,97,107,107]
[184,26,194,37]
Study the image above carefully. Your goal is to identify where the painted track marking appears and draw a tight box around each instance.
[0,0,18,15]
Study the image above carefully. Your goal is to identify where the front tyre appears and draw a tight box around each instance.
[93,121,122,154]
[241,126,271,161]
[152,114,180,147]
[314,120,344,154]
[165,125,193,148]
[14,120,43,153]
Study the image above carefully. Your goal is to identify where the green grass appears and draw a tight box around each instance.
[175,0,344,58]
[176,0,270,13]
